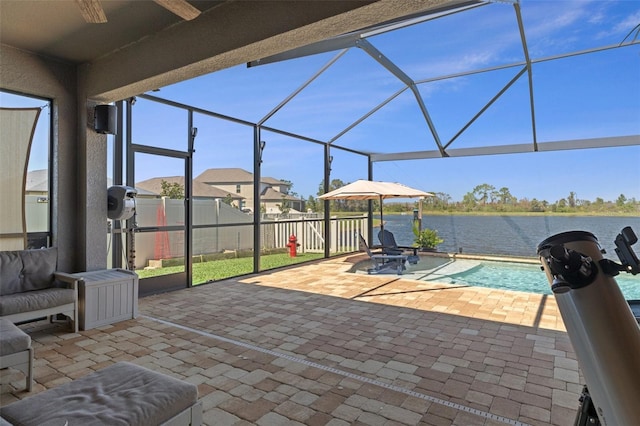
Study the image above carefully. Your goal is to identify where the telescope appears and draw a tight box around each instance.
[537,226,640,426]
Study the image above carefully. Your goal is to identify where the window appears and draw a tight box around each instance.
[236,184,241,194]
[0,90,51,249]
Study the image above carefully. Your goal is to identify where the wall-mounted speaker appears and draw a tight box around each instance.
[94,104,117,135]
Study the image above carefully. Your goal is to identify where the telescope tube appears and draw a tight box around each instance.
[537,231,640,425]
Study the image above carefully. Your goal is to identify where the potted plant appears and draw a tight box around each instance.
[413,225,444,251]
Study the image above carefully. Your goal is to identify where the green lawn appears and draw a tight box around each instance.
[135,252,325,284]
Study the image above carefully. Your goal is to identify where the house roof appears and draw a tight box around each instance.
[260,187,302,203]
[25,170,161,196]
[136,174,302,202]
[136,176,244,199]
[262,177,289,186]
[108,180,156,197]
[195,168,286,186]
[195,168,253,184]
[27,169,294,202]
[25,169,48,192]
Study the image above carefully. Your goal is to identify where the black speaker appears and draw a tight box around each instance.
[94,104,117,135]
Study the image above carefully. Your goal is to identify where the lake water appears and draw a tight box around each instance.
[368,215,640,299]
[381,214,640,259]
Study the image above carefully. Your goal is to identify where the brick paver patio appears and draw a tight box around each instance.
[1,254,583,425]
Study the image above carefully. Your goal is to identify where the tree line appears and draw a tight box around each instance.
[421,183,638,214]
[304,180,639,214]
[159,178,638,215]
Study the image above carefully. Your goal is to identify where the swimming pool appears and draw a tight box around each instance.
[351,255,640,300]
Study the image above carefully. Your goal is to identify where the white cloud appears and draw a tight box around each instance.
[522,1,601,55]
[587,10,606,26]
[616,10,640,32]
[525,5,586,38]
[611,10,640,41]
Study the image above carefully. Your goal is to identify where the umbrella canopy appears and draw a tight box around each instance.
[318,180,432,201]
[318,180,433,232]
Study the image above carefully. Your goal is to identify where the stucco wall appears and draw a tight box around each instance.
[1,44,107,272]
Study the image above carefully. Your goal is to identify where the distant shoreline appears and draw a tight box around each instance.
[410,211,640,218]
[340,210,640,218]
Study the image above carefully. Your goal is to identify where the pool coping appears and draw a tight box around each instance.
[416,251,541,265]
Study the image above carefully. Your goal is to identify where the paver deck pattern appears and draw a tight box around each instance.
[1,254,584,425]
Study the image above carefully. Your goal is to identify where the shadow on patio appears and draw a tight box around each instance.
[1,255,582,425]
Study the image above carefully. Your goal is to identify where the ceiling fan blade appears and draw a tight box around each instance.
[153,0,201,21]
[76,0,107,23]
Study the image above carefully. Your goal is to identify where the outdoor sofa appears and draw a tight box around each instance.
[0,318,33,392]
[0,247,79,333]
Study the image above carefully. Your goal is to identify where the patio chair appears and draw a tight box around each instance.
[378,229,419,264]
[358,233,407,275]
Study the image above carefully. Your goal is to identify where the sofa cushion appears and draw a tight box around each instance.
[0,251,23,296]
[0,361,198,426]
[0,288,75,316]
[21,247,57,291]
[0,319,31,356]
[0,248,57,296]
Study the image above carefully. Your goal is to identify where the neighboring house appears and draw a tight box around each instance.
[260,187,304,214]
[135,176,244,206]
[195,168,304,213]
[25,169,49,195]
[108,179,157,197]
[25,170,159,225]
[261,176,290,194]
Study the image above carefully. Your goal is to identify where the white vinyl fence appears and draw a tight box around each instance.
[265,215,367,253]
[109,197,369,269]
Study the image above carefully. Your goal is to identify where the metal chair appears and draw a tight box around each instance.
[358,233,407,274]
[378,229,419,264]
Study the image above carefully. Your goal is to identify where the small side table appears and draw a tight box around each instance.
[74,269,138,330]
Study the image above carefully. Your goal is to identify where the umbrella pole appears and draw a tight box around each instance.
[379,195,384,234]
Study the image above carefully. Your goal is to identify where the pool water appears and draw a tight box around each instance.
[353,256,640,300]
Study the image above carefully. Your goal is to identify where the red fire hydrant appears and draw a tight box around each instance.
[286,234,299,257]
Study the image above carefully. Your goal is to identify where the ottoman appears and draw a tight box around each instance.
[0,362,201,426]
[0,319,32,391]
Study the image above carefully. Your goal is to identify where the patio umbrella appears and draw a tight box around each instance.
[318,180,433,232]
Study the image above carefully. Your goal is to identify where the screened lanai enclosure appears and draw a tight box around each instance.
[4,0,639,295]
[109,1,638,294]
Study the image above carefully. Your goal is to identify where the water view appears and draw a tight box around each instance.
[372,215,640,299]
[382,214,640,259]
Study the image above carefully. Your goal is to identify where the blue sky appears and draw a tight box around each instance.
[154,0,640,203]
[3,0,639,204]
